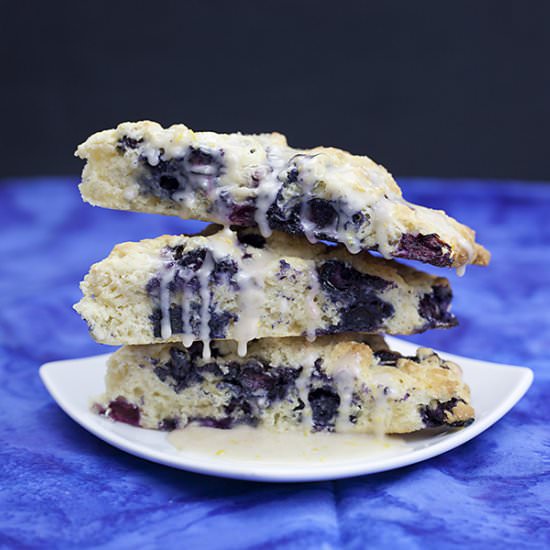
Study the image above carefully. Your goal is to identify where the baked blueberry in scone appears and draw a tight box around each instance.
[96,334,474,434]
[76,121,490,270]
[74,226,458,355]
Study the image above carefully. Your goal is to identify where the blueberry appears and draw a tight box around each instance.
[374,349,403,366]
[176,247,207,270]
[238,364,273,397]
[265,170,366,245]
[169,347,192,373]
[169,305,184,335]
[149,305,188,338]
[139,156,187,198]
[159,175,181,191]
[224,360,300,402]
[171,245,185,261]
[316,260,394,332]
[277,260,291,280]
[186,147,216,169]
[168,272,186,293]
[108,397,140,426]
[212,258,239,285]
[209,360,302,427]
[225,397,259,426]
[395,233,453,267]
[419,285,457,328]
[265,192,302,234]
[305,198,338,228]
[116,135,143,153]
[149,308,162,337]
[158,418,179,431]
[216,189,256,225]
[209,310,238,338]
[137,146,224,200]
[420,398,473,428]
[286,167,299,183]
[228,203,256,225]
[153,365,169,382]
[308,387,340,430]
[318,260,390,293]
[340,300,395,331]
[146,276,160,295]
[153,347,203,392]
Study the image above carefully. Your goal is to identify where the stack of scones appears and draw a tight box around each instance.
[74,121,489,436]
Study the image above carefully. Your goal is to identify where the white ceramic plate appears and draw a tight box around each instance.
[39,337,533,482]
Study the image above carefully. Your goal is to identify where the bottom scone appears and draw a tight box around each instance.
[96,335,474,434]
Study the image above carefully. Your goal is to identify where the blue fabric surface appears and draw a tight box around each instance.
[0,177,548,549]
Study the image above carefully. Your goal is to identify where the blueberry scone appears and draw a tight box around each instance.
[97,334,474,434]
[76,121,489,270]
[75,226,457,354]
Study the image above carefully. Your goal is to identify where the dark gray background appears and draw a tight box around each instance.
[1,0,548,180]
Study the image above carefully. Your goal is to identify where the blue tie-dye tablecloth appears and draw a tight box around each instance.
[1,177,548,549]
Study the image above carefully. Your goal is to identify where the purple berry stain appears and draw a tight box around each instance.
[108,397,140,426]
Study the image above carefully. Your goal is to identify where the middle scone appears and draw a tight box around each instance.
[75,226,457,354]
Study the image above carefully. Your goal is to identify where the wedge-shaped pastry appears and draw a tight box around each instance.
[97,335,474,434]
[76,121,489,270]
[75,227,457,354]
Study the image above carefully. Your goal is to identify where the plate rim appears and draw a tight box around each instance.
[39,345,534,482]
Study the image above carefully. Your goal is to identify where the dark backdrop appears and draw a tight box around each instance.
[1,1,548,180]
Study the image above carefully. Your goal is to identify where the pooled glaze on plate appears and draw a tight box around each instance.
[168,425,407,464]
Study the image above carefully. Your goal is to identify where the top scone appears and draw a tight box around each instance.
[76,121,489,269]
